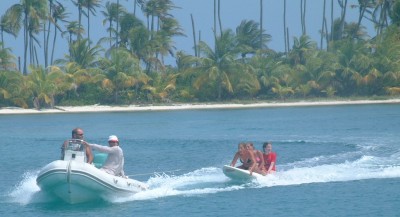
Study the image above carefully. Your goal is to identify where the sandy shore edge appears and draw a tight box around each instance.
[1,99,400,115]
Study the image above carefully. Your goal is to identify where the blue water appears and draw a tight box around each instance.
[1,104,400,216]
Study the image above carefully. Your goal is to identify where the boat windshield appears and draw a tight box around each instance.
[66,139,84,151]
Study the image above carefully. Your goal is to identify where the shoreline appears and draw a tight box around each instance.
[1,98,400,115]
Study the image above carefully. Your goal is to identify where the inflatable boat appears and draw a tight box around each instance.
[36,139,148,204]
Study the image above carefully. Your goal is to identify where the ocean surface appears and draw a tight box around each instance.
[1,104,400,216]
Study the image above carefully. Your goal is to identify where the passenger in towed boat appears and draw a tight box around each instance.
[230,142,264,176]
[61,127,94,164]
[246,142,267,175]
[262,142,277,174]
[82,135,126,178]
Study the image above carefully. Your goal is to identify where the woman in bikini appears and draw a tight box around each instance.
[246,142,267,175]
[230,142,259,176]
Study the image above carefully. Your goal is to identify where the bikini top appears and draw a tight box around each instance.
[240,158,252,164]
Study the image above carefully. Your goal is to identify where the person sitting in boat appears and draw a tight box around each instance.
[230,142,262,176]
[262,142,277,174]
[61,128,93,164]
[246,142,267,175]
[82,135,126,177]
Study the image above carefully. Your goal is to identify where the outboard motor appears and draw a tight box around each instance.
[63,139,86,163]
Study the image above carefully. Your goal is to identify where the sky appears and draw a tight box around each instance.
[1,0,372,67]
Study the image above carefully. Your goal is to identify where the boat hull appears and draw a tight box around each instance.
[36,160,147,204]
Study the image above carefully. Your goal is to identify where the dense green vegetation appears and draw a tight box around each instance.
[1,0,400,109]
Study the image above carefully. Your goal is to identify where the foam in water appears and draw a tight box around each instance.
[8,171,41,205]
[8,151,400,204]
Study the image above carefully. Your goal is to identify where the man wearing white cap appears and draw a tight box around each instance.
[83,135,125,177]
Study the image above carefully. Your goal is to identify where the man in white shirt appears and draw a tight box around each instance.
[83,135,125,177]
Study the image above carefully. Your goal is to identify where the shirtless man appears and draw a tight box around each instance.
[61,128,93,164]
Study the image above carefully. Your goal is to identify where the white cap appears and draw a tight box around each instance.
[108,135,119,142]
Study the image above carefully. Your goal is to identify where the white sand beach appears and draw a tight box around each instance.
[1,99,400,115]
[0,99,400,115]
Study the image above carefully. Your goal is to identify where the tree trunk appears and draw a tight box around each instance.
[320,0,326,50]
[286,28,290,52]
[213,0,216,37]
[300,0,307,35]
[51,21,58,65]
[324,17,329,50]
[78,4,82,42]
[44,22,48,69]
[357,1,366,29]
[45,0,53,69]
[87,7,91,49]
[218,0,223,35]
[260,0,263,50]
[338,0,348,40]
[191,14,198,57]
[116,0,120,47]
[1,28,4,49]
[284,0,287,54]
[330,0,333,41]
[23,12,28,75]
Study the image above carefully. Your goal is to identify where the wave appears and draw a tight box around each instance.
[7,151,400,204]
[6,170,47,205]
[112,153,400,203]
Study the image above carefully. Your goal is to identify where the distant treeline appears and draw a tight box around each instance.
[0,0,399,109]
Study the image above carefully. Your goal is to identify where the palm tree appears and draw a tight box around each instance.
[71,0,86,41]
[300,0,307,35]
[342,22,369,41]
[0,7,21,49]
[353,0,373,30]
[288,34,317,66]
[330,39,369,96]
[118,11,149,59]
[133,0,145,16]
[97,48,149,103]
[371,26,400,94]
[389,0,400,26]
[0,70,29,107]
[272,83,295,100]
[0,42,17,71]
[190,29,241,100]
[337,0,348,40]
[8,0,48,75]
[260,0,263,50]
[235,20,271,59]
[294,50,338,97]
[82,0,101,47]
[249,49,281,96]
[44,0,58,68]
[62,21,85,58]
[155,16,185,66]
[53,61,97,101]
[27,65,70,109]
[56,38,102,69]
[269,63,296,100]
[47,1,69,66]
[371,0,393,35]
[101,1,125,49]
[320,0,327,50]
[62,21,85,45]
[27,14,43,67]
[141,0,179,72]
[283,0,288,53]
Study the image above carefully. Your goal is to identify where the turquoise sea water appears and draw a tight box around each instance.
[1,104,400,216]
